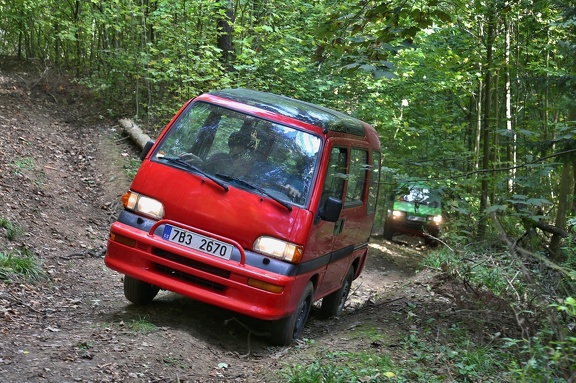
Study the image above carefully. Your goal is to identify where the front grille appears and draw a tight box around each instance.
[403,221,426,230]
[153,248,231,278]
[155,264,227,292]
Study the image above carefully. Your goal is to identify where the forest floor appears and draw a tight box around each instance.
[0,58,518,382]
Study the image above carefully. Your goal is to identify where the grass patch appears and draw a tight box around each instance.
[128,316,157,333]
[399,327,514,382]
[283,351,397,383]
[11,157,35,173]
[281,326,517,383]
[0,248,46,282]
[124,157,141,180]
[0,217,23,240]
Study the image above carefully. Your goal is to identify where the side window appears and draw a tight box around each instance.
[368,151,381,214]
[321,147,347,203]
[345,148,368,205]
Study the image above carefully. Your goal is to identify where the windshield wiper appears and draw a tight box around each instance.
[163,157,228,191]
[216,174,292,211]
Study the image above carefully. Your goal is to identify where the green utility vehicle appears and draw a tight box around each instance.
[383,185,443,245]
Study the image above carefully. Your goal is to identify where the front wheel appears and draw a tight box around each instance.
[269,282,314,346]
[123,275,160,305]
[320,267,354,318]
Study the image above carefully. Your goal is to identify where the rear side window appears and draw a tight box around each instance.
[345,148,368,205]
[367,151,380,215]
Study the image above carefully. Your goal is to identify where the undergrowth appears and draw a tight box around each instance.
[421,244,576,382]
[281,240,576,382]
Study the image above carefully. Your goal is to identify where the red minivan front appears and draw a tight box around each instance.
[105,89,381,345]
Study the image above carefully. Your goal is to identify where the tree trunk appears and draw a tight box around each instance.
[217,0,235,69]
[478,6,496,239]
[119,119,152,150]
[570,109,576,214]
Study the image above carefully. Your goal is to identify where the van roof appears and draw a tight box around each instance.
[209,88,367,137]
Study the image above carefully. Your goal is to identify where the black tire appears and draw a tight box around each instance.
[123,275,160,305]
[320,267,354,318]
[269,282,314,346]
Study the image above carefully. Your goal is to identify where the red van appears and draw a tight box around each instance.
[105,89,381,345]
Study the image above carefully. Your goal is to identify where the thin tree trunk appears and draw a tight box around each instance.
[505,16,516,192]
[217,0,235,69]
[549,159,570,261]
[474,77,482,171]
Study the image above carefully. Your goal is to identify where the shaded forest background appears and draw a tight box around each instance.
[1,0,576,380]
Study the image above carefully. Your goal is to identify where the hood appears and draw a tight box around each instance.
[393,200,442,216]
[130,161,313,249]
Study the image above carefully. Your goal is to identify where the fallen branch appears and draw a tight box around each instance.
[118,118,151,150]
[6,291,42,313]
[489,212,572,280]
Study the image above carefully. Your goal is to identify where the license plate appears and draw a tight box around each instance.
[407,215,426,222]
[162,225,233,260]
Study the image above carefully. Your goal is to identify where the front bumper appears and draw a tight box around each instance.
[104,214,306,321]
[388,216,440,237]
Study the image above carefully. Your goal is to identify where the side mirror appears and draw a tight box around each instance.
[140,140,155,161]
[318,196,343,222]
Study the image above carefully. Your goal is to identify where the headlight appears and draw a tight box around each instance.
[253,236,303,263]
[122,191,165,220]
[429,215,443,224]
[392,210,405,219]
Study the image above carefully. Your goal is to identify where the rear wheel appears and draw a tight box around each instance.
[123,275,160,305]
[269,282,314,346]
[320,267,354,318]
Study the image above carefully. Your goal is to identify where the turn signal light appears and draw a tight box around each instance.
[247,278,285,293]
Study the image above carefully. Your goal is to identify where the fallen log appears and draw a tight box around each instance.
[118,118,151,150]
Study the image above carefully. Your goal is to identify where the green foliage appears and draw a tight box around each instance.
[281,326,518,382]
[424,246,524,297]
[503,297,576,382]
[316,0,452,80]
[561,240,576,271]
[399,327,514,382]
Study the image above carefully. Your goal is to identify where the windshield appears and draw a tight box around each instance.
[152,101,322,207]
